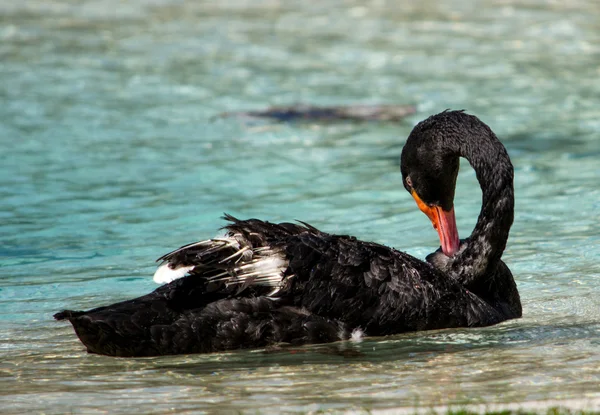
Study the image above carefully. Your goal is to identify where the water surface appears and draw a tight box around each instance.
[1,0,600,413]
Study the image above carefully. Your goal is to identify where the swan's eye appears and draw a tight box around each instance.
[406,176,413,188]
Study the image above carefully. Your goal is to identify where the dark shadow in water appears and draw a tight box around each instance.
[216,104,416,123]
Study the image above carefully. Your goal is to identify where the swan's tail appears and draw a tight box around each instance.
[54,310,85,321]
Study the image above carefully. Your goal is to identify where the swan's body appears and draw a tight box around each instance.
[55,111,521,357]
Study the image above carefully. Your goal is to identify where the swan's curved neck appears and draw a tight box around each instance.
[450,126,514,285]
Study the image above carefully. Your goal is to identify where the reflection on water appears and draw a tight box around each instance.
[1,0,600,413]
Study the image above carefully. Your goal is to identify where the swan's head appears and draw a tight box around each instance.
[401,112,462,257]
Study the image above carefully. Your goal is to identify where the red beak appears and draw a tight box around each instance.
[410,190,460,257]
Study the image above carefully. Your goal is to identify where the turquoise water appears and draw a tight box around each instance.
[2,0,600,413]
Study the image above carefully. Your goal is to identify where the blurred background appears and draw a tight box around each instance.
[1,1,599,413]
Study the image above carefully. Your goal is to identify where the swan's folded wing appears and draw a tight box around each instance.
[280,233,503,334]
[151,215,312,296]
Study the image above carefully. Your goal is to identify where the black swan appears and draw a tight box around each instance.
[55,110,521,357]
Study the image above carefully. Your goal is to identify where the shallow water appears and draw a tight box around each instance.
[1,0,600,413]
